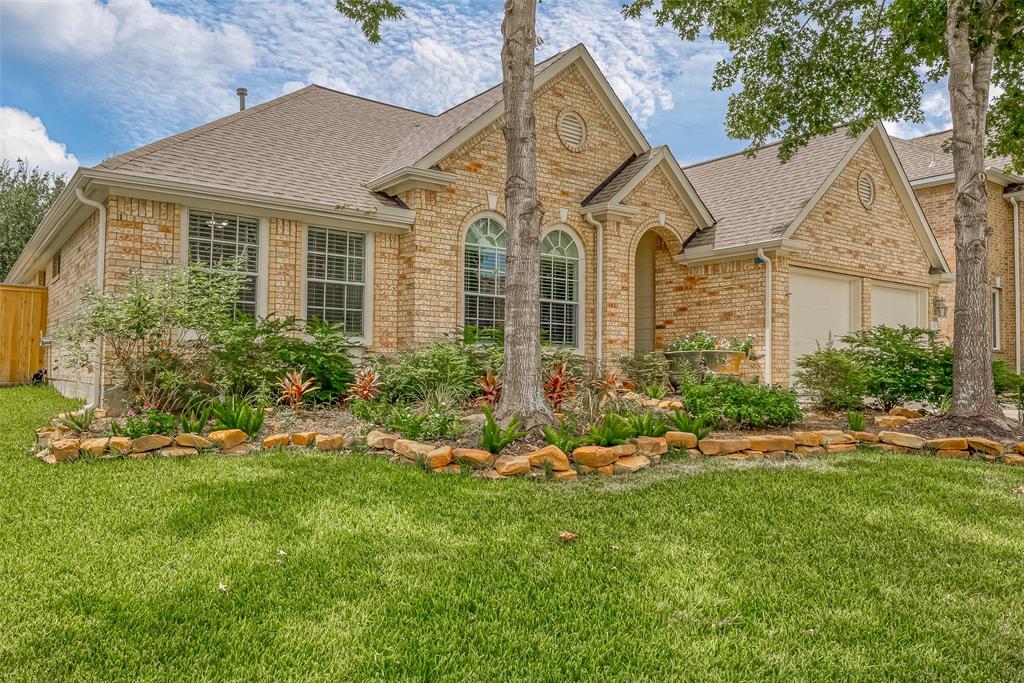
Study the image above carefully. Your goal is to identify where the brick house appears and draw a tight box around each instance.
[891,132,1024,370]
[6,44,962,406]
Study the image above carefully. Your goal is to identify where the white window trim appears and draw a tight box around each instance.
[460,211,508,337]
[299,225,374,347]
[993,286,1002,351]
[541,224,586,355]
[180,209,268,318]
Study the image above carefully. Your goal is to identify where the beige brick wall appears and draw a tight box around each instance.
[915,181,1017,363]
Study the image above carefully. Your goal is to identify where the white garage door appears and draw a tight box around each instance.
[871,283,923,328]
[789,270,859,378]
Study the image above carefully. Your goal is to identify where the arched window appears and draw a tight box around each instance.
[463,217,507,333]
[540,229,580,347]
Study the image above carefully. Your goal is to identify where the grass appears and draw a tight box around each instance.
[2,386,1024,681]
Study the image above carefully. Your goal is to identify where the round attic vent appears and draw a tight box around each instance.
[857,171,876,209]
[557,110,587,151]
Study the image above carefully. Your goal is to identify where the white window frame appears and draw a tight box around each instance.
[181,208,268,318]
[300,225,374,344]
[992,286,1002,351]
[461,212,508,336]
[540,225,585,354]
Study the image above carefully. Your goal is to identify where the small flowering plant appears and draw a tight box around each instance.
[108,403,178,439]
[665,332,759,359]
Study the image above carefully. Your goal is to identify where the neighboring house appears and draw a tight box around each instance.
[890,132,1024,370]
[5,44,953,406]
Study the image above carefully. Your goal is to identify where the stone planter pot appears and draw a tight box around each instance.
[663,349,746,387]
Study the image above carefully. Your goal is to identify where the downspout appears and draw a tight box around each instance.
[1013,196,1021,373]
[75,188,107,409]
[756,248,773,385]
[585,213,604,373]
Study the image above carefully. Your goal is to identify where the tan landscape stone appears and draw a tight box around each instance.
[848,431,879,443]
[733,450,763,460]
[290,431,317,446]
[792,431,821,447]
[108,437,132,454]
[393,439,434,459]
[262,433,290,449]
[208,429,248,450]
[613,454,651,473]
[876,416,909,428]
[665,431,697,448]
[967,437,1004,457]
[578,464,615,476]
[889,406,924,419]
[876,443,909,453]
[633,436,668,456]
[764,450,789,460]
[50,438,80,461]
[698,438,751,456]
[424,445,453,468]
[35,428,60,448]
[160,446,198,458]
[795,445,823,455]
[747,435,796,451]
[552,468,578,482]
[224,443,257,456]
[609,443,637,457]
[878,431,926,449]
[41,452,57,464]
[572,445,618,467]
[314,434,346,451]
[1003,454,1024,466]
[818,430,855,445]
[131,434,173,452]
[935,449,969,459]
[79,437,110,455]
[432,463,462,474]
[366,430,398,450]
[176,433,214,449]
[494,455,530,476]
[527,445,571,471]
[452,448,495,469]
[928,437,969,451]
[826,443,857,453]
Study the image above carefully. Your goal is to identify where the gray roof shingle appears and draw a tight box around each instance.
[683,127,860,250]
[582,149,656,206]
[890,129,1016,182]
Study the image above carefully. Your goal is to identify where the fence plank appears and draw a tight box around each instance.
[0,285,47,384]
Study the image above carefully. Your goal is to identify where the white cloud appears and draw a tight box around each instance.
[2,0,255,143]
[0,108,80,175]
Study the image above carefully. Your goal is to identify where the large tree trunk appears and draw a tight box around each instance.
[494,0,552,427]
[945,0,1004,419]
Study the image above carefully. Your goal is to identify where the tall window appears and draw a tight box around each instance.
[306,227,366,335]
[463,217,507,332]
[540,230,580,347]
[187,210,259,315]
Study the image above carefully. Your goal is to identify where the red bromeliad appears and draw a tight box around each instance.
[544,363,576,410]
[348,367,382,401]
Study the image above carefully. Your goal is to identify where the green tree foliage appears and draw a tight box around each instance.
[0,159,66,279]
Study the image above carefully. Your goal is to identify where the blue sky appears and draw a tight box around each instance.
[0,0,954,176]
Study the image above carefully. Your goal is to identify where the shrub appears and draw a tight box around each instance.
[847,411,866,432]
[371,340,483,404]
[793,342,867,411]
[841,326,951,410]
[210,396,265,434]
[627,412,668,437]
[110,406,178,438]
[668,409,715,439]
[542,420,583,453]
[350,399,463,441]
[285,318,355,403]
[618,351,668,390]
[56,408,95,434]
[480,407,527,454]
[681,377,801,428]
[584,412,635,446]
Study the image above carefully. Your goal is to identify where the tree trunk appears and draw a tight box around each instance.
[944,0,1004,419]
[494,0,552,427]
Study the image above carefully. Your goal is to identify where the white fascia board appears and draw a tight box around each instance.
[365,166,457,194]
[910,168,1023,189]
[674,239,809,266]
[578,201,640,221]
[602,147,715,229]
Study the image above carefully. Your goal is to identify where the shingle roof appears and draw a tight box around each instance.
[582,150,655,206]
[683,127,860,250]
[98,85,433,213]
[890,129,1016,182]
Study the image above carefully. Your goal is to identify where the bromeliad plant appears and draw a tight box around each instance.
[277,368,318,409]
[627,412,669,438]
[480,406,527,454]
[542,420,583,454]
[584,412,635,447]
[474,370,502,407]
[544,363,576,410]
[348,367,383,401]
[669,409,714,440]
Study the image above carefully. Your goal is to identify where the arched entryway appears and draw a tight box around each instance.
[634,230,659,352]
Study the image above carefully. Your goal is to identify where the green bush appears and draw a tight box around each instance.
[793,342,867,411]
[371,340,484,404]
[349,399,463,441]
[841,326,951,410]
[109,406,178,438]
[480,407,527,454]
[210,396,265,435]
[681,377,801,428]
[618,351,668,389]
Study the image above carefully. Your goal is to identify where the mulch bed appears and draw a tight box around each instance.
[897,414,1024,443]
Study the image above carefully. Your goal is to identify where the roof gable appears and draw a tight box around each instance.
[891,129,1019,185]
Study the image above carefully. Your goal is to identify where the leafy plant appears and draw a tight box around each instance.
[669,409,714,440]
[681,377,801,428]
[618,351,668,389]
[371,340,484,404]
[348,367,383,401]
[642,382,666,400]
[277,368,319,409]
[728,334,758,359]
[591,371,635,401]
[846,411,866,432]
[627,412,669,437]
[563,388,605,429]
[210,396,265,435]
[473,370,502,406]
[665,331,719,352]
[841,326,952,410]
[544,362,576,410]
[109,405,178,439]
[179,405,211,434]
[56,407,95,434]
[584,412,635,447]
[480,406,527,454]
[793,342,868,411]
[542,420,583,453]
[389,404,429,440]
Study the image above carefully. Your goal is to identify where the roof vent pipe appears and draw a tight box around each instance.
[236,87,248,111]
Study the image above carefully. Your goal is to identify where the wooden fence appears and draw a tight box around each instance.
[0,285,47,385]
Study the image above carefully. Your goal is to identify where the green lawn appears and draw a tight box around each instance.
[2,386,1024,681]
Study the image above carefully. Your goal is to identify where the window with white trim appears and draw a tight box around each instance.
[992,287,1001,350]
[306,227,366,335]
[540,229,580,347]
[51,248,62,281]
[463,217,507,333]
[187,209,259,316]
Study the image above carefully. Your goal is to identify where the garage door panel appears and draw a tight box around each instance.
[871,284,923,328]
[789,271,858,378]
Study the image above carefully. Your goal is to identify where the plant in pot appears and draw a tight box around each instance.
[662,332,753,388]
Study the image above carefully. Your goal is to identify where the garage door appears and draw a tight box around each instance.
[789,270,859,378]
[871,283,923,328]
